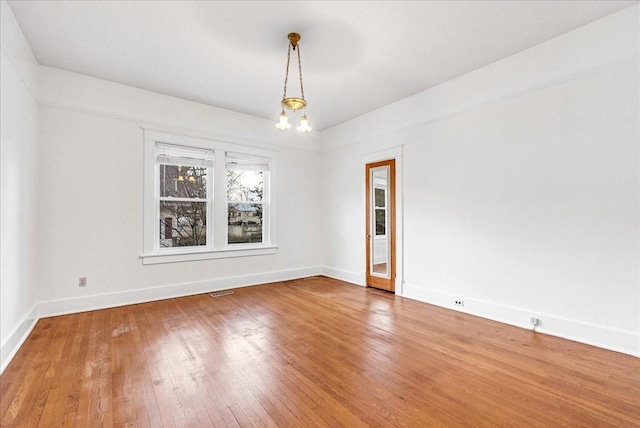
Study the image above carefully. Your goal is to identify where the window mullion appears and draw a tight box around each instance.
[227,200,264,205]
[263,169,270,246]
[206,164,213,251]
[159,197,207,202]
[213,154,227,249]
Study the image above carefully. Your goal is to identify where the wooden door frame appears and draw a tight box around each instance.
[365,159,396,292]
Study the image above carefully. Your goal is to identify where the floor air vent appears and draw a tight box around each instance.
[211,290,234,298]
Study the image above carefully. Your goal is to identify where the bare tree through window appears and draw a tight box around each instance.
[159,164,208,247]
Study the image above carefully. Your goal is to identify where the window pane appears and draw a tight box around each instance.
[228,203,263,244]
[375,188,386,207]
[160,164,207,199]
[227,170,263,201]
[375,208,386,235]
[159,201,207,247]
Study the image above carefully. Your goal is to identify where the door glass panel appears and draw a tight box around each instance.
[371,167,389,278]
[375,208,386,235]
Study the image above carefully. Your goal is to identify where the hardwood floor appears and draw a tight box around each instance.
[1,276,639,427]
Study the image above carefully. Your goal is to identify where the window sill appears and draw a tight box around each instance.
[141,246,278,265]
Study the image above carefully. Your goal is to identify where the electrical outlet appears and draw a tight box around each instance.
[79,277,87,287]
[454,300,464,307]
[530,317,539,326]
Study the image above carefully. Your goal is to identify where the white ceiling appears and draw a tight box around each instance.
[7,1,637,131]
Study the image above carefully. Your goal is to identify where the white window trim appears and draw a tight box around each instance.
[142,129,277,265]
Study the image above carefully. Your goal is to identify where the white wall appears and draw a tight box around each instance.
[322,6,640,356]
[0,1,40,370]
[35,67,324,314]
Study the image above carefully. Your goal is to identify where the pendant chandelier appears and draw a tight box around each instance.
[276,32,312,132]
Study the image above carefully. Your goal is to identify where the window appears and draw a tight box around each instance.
[374,187,386,236]
[226,153,269,245]
[157,144,213,249]
[143,130,276,264]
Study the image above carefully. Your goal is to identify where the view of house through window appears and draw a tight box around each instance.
[155,143,213,251]
[159,164,208,248]
[226,153,268,244]
[375,187,386,235]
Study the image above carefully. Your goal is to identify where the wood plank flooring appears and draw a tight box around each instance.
[1,276,639,427]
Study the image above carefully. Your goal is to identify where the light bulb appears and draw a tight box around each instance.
[275,110,291,130]
[188,176,195,182]
[177,175,184,182]
[297,114,312,133]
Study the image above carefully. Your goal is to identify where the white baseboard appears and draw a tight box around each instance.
[320,267,406,293]
[401,283,640,358]
[321,266,365,286]
[1,303,39,373]
[38,266,323,318]
[4,271,636,374]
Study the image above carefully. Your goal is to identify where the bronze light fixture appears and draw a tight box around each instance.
[276,32,311,132]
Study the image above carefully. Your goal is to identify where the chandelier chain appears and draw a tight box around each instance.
[282,43,292,100]
[297,45,305,101]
